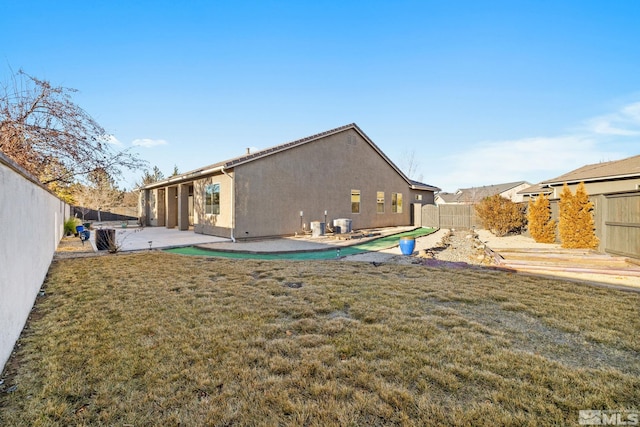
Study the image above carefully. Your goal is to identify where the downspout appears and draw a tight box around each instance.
[221,166,236,243]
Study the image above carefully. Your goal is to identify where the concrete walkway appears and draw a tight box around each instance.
[476,229,640,290]
[89,225,229,252]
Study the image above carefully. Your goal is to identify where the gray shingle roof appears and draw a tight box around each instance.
[435,192,460,203]
[441,181,529,203]
[542,154,640,185]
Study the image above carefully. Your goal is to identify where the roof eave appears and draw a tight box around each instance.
[139,165,227,190]
[543,172,640,187]
[411,184,441,192]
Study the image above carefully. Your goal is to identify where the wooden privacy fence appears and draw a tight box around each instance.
[424,189,640,259]
[548,191,640,259]
[598,192,640,258]
[422,204,481,230]
[71,206,138,222]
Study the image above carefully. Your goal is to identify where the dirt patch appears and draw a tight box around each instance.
[53,236,95,260]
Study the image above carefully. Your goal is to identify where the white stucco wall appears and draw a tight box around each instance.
[0,154,68,371]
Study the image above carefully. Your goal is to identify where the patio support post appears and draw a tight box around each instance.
[166,186,178,228]
[178,184,189,231]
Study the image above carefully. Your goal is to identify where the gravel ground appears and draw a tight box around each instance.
[342,229,489,266]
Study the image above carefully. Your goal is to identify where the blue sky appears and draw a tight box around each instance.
[2,1,639,192]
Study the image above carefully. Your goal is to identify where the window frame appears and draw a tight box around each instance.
[392,192,403,213]
[351,189,361,214]
[205,183,221,215]
[376,191,385,213]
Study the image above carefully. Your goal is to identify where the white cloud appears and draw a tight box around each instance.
[132,138,169,148]
[430,134,624,192]
[586,101,640,136]
[426,101,640,192]
[622,102,640,121]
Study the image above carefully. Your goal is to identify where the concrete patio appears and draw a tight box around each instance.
[58,224,427,254]
[88,225,229,252]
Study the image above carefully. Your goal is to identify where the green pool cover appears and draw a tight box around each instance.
[165,227,436,260]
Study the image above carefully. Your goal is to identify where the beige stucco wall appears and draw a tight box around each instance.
[193,172,234,237]
[141,128,437,239]
[231,128,429,238]
[1,154,69,372]
[409,188,435,205]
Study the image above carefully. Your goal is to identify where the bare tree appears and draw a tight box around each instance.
[399,149,423,182]
[0,69,145,190]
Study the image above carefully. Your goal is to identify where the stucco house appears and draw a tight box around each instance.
[138,123,440,240]
[435,181,530,205]
[519,154,640,201]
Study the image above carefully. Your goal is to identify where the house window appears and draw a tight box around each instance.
[415,194,422,201]
[392,193,403,213]
[351,189,361,214]
[377,191,385,213]
[205,183,220,215]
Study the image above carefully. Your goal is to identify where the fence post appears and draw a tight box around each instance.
[412,203,422,227]
[593,194,606,253]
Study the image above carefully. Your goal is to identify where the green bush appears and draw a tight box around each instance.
[63,217,79,235]
[475,195,526,237]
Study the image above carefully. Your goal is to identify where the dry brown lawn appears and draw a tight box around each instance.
[1,252,638,426]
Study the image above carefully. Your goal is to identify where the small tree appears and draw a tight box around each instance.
[135,165,165,188]
[0,69,145,194]
[573,182,599,249]
[71,168,123,220]
[475,195,526,237]
[527,194,556,243]
[558,183,599,249]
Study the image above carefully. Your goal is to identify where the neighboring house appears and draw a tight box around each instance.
[517,183,553,201]
[138,123,440,240]
[433,192,459,205]
[435,181,531,205]
[519,154,640,201]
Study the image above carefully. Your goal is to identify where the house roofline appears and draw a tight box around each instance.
[225,123,421,187]
[139,123,440,192]
[139,165,226,190]
[410,182,441,192]
[542,172,640,187]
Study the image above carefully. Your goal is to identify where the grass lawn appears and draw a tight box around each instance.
[1,252,638,426]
